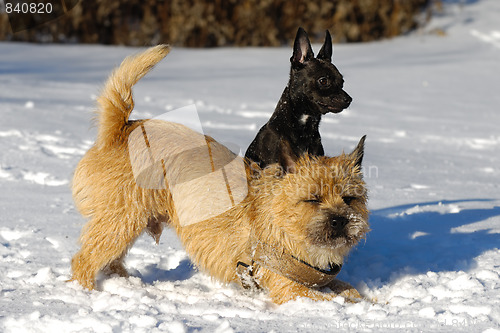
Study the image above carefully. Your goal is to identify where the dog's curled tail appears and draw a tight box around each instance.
[95,44,170,147]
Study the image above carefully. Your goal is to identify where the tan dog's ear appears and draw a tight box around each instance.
[349,135,366,169]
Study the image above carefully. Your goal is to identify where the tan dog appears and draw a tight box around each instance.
[71,45,370,304]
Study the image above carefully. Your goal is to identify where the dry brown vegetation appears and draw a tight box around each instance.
[0,0,433,46]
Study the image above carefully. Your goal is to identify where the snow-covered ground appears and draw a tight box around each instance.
[1,1,499,332]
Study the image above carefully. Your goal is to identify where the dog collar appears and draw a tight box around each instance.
[237,240,342,289]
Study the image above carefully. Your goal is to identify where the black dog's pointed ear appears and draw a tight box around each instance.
[349,135,366,169]
[317,30,332,62]
[291,27,314,66]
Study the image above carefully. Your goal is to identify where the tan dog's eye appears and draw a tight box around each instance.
[342,196,356,205]
[303,197,321,204]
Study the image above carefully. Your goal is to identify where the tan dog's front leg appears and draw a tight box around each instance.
[260,269,339,305]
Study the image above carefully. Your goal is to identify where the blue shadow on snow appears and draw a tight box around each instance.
[138,259,197,284]
[340,199,500,285]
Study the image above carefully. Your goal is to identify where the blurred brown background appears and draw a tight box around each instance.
[0,0,435,46]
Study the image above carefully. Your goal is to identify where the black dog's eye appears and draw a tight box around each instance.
[318,77,330,87]
[342,196,356,205]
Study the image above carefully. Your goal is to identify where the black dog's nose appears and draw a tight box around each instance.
[343,92,352,105]
[330,215,349,231]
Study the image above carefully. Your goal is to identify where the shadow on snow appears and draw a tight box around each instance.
[341,199,500,285]
[138,259,197,285]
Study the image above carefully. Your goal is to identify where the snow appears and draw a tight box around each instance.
[1,0,500,331]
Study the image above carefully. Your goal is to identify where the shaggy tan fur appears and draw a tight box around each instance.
[71,45,370,304]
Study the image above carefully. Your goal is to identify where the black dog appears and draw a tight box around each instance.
[245,27,352,171]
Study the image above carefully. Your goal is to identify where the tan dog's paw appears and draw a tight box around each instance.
[328,279,363,303]
[69,271,95,290]
[103,258,129,278]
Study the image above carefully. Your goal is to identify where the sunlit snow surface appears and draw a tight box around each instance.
[1,1,500,331]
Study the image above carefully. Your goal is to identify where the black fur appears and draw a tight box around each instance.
[245,27,352,170]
